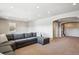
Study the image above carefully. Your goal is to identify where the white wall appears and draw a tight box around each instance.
[0,19,29,34]
[65,29,79,37]
[14,21,29,34]
[27,18,53,38]
[64,23,79,37]
[26,10,79,39]
[0,11,79,38]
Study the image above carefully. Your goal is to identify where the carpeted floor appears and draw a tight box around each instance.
[15,37,79,55]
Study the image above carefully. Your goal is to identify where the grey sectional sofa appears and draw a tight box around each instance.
[6,33,37,50]
[6,33,49,51]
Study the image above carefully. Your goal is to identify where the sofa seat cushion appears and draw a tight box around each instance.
[25,37,37,40]
[14,37,37,48]
[15,37,37,43]
[13,34,24,40]
[15,37,37,45]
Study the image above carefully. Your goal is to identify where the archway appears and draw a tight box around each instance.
[53,17,79,38]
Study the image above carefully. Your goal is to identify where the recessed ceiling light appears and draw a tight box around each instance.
[73,3,77,5]
[28,18,31,20]
[36,6,39,8]
[38,14,40,17]
[5,17,9,18]
[10,6,14,8]
[48,11,50,14]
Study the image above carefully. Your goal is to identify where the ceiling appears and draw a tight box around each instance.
[0,3,79,21]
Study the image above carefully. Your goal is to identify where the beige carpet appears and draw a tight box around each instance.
[15,37,79,55]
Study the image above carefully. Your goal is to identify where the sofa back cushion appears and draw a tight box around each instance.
[24,33,33,38]
[32,33,36,37]
[13,34,24,40]
[6,33,37,40]
[6,34,14,41]
[24,33,36,38]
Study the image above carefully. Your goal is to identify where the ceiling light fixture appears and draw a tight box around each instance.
[73,3,77,5]
[10,6,14,8]
[5,17,9,19]
[28,18,31,20]
[36,6,39,8]
[38,14,40,17]
[48,11,50,14]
